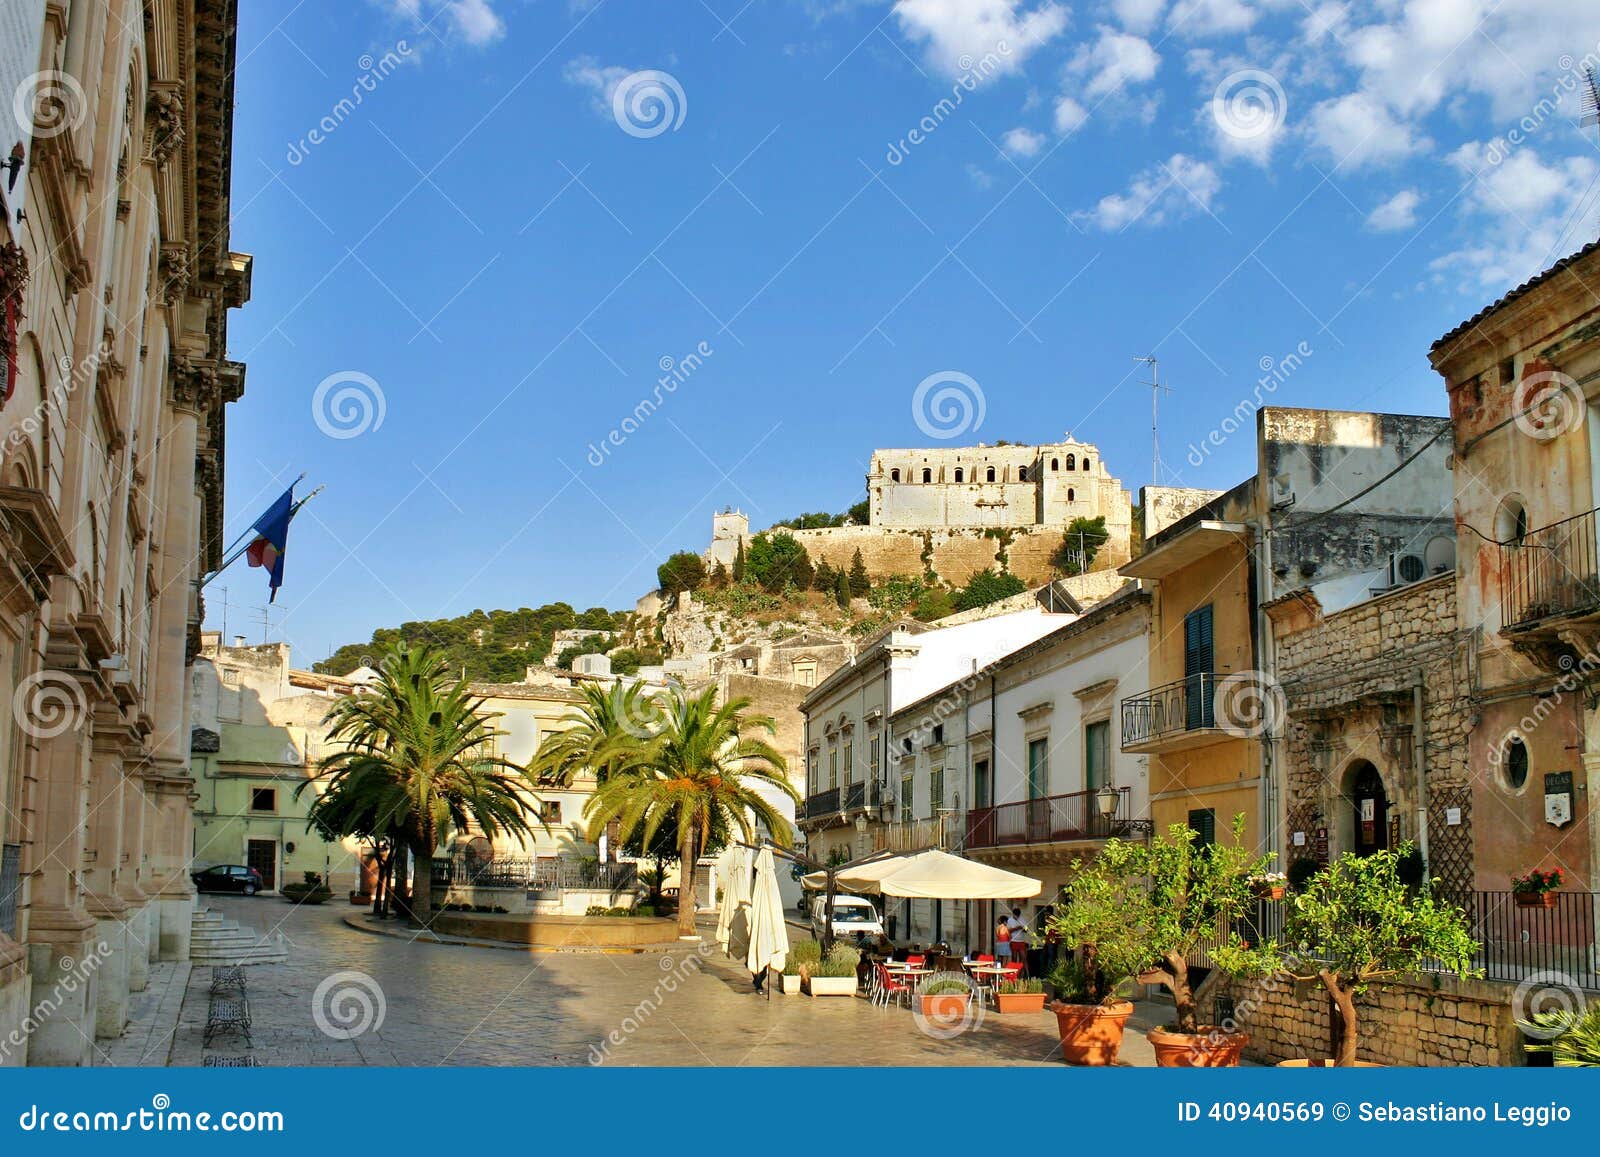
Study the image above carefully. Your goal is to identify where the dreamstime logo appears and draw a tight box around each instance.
[286,42,413,165]
[1215,670,1285,739]
[587,341,714,466]
[1,940,109,1061]
[588,942,715,1064]
[611,70,687,139]
[13,71,87,140]
[911,371,985,440]
[11,671,88,740]
[1512,369,1585,442]
[619,688,671,740]
[885,44,1012,165]
[1512,970,1588,1040]
[1211,69,1287,142]
[909,972,985,1040]
[1188,342,1312,467]
[312,371,386,439]
[311,970,387,1039]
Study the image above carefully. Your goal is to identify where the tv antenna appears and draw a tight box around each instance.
[1583,66,1599,132]
[252,604,281,645]
[1133,356,1172,485]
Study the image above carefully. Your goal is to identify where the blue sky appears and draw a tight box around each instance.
[216,0,1600,663]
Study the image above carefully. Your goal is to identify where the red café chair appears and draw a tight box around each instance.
[875,962,912,1009]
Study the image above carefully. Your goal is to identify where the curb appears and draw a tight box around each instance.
[339,914,685,955]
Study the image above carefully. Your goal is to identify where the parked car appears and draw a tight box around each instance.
[810,894,884,941]
[191,865,264,895]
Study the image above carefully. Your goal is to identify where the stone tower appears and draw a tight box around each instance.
[706,508,749,570]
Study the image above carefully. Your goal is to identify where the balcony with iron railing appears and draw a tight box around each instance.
[802,781,883,824]
[1120,673,1231,753]
[964,787,1146,850]
[1499,507,1600,633]
[874,814,953,853]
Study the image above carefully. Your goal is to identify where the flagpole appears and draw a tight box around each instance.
[199,480,321,591]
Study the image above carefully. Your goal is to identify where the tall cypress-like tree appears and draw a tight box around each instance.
[835,568,852,609]
[732,540,746,582]
[848,548,870,596]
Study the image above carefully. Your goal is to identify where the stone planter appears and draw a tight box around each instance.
[803,973,858,997]
[1051,1000,1134,1066]
[919,991,973,1023]
[776,971,803,995]
[1147,1026,1249,1067]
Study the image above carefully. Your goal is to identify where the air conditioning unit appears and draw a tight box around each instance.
[1375,551,1427,591]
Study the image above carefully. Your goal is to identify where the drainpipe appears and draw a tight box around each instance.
[1255,508,1280,859]
[1413,675,1431,875]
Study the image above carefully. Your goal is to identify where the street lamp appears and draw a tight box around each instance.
[1095,784,1120,819]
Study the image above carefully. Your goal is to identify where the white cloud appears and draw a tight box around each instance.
[966,162,997,188]
[1053,95,1089,133]
[1070,27,1161,99]
[1001,126,1047,156]
[385,0,505,46]
[1305,91,1426,169]
[1110,0,1166,34]
[1079,152,1221,229]
[1365,188,1421,231]
[893,0,1070,77]
[1167,0,1256,37]
[563,55,633,116]
[1299,1,1347,43]
[1433,143,1600,290]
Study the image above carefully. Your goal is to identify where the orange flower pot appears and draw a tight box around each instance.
[995,991,1048,1014]
[1147,1026,1249,1067]
[1052,1000,1134,1066]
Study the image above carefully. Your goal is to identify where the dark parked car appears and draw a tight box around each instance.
[191,865,264,895]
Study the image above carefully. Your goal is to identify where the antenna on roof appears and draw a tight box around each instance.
[1133,356,1171,486]
[1583,66,1599,130]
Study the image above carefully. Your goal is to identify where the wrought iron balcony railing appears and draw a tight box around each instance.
[1120,673,1219,749]
[964,787,1141,849]
[1499,508,1600,631]
[803,787,841,820]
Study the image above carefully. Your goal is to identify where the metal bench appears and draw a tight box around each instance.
[202,1054,260,1067]
[209,966,246,997]
[204,997,252,1047]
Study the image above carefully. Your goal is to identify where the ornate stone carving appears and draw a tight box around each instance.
[159,243,190,306]
[146,87,184,169]
[168,355,218,414]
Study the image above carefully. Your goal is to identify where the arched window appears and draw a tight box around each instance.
[922,468,932,484]
[985,466,996,483]
[954,468,964,483]
[1064,454,1076,470]
[1083,457,1092,471]
[1050,458,1059,471]
[1497,496,1528,545]
[890,469,900,482]
[1018,466,1029,482]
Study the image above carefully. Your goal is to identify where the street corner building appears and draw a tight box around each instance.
[0,0,251,1064]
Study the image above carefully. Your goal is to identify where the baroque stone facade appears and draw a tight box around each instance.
[0,0,250,1065]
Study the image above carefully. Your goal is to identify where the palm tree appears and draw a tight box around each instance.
[303,644,540,924]
[584,685,797,938]
[529,681,663,788]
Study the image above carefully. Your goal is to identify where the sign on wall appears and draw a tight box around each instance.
[0,0,49,238]
[1544,771,1574,829]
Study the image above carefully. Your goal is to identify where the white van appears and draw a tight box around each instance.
[809,894,884,941]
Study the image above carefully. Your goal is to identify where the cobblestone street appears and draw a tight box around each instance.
[145,896,1168,1067]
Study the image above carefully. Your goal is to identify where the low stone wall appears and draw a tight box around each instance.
[1211,971,1522,1066]
[440,884,529,914]
[429,912,679,948]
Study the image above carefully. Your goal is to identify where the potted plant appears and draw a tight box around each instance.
[994,976,1047,1014]
[1250,872,1288,901]
[282,871,335,905]
[1522,1001,1600,1066]
[1216,844,1479,1067]
[803,943,860,997]
[1046,860,1147,1065]
[781,939,820,995]
[918,976,973,1022]
[1511,868,1564,908]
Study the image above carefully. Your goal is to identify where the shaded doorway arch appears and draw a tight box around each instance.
[1345,760,1389,856]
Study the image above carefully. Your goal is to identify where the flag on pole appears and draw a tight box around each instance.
[245,484,296,603]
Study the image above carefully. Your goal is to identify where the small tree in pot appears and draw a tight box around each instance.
[1214,844,1479,1066]
[1054,815,1274,1065]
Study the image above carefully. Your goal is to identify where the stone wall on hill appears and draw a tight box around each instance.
[783,524,1128,587]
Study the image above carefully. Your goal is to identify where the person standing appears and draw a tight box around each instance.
[1006,906,1030,977]
[994,911,1013,961]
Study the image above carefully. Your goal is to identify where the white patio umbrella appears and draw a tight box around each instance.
[746,847,790,991]
[833,849,1042,900]
[715,844,751,957]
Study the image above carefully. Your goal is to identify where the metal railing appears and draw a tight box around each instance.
[431,856,638,892]
[804,787,841,820]
[1499,508,1600,630]
[964,787,1135,849]
[875,815,952,852]
[1188,890,1599,992]
[0,844,19,939]
[1121,674,1219,748]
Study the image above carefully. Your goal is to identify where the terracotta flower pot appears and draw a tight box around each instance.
[919,992,972,1022]
[1147,1026,1249,1067]
[1051,1000,1134,1066]
[1514,892,1558,909]
[1276,1058,1384,1067]
[996,991,1048,1015]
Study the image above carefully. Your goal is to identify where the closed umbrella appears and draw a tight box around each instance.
[715,845,751,957]
[746,847,790,995]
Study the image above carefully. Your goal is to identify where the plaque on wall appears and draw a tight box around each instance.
[1544,771,1574,828]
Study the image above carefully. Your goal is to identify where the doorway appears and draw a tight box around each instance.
[246,838,278,891]
[1347,762,1389,856]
